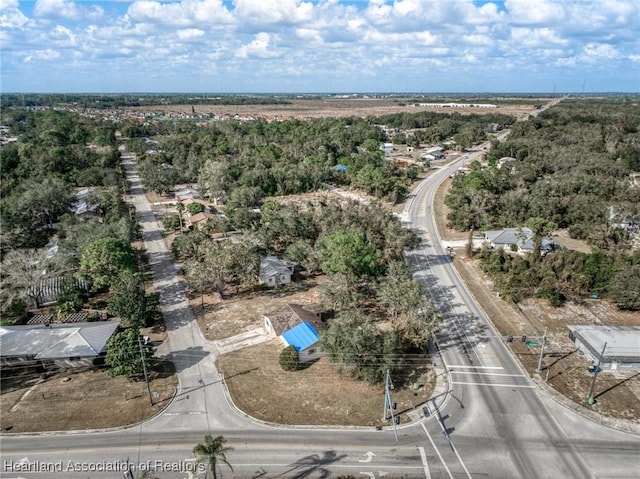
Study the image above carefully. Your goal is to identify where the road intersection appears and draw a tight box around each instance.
[2,125,639,478]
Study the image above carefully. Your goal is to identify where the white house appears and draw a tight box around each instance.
[263,304,325,363]
[259,256,295,287]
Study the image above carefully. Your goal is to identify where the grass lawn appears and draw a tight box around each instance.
[217,339,434,427]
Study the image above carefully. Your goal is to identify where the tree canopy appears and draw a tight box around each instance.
[77,237,136,290]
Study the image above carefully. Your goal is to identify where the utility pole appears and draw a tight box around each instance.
[536,327,547,373]
[138,335,153,407]
[382,369,398,442]
[587,342,607,405]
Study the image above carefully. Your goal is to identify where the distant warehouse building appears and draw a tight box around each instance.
[567,326,640,371]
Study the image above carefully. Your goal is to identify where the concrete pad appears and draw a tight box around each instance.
[215,328,274,355]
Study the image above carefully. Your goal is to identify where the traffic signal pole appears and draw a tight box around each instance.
[536,327,547,373]
[587,342,608,405]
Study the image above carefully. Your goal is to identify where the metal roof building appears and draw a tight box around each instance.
[567,326,640,371]
[0,321,119,369]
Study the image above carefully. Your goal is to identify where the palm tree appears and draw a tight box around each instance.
[192,435,233,479]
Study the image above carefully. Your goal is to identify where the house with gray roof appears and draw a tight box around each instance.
[484,227,554,254]
[0,321,119,369]
[259,256,295,287]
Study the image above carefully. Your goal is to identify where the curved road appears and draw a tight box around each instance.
[2,116,639,478]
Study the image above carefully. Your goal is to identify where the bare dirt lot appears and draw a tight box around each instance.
[133,98,537,121]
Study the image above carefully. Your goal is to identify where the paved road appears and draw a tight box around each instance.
[400,124,639,477]
[2,118,639,478]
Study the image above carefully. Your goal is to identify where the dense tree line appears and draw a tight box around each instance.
[444,98,640,309]
[478,247,640,310]
[1,93,292,108]
[446,98,640,236]
[0,110,140,322]
[132,109,516,205]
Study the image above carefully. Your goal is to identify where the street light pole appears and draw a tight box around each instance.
[138,335,153,407]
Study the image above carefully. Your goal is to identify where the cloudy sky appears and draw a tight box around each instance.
[1,0,638,93]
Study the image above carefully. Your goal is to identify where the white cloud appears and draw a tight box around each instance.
[582,42,620,61]
[0,0,28,28]
[510,27,568,48]
[34,48,61,60]
[177,28,205,41]
[34,0,80,19]
[126,0,233,26]
[505,0,565,25]
[46,24,77,47]
[236,32,280,59]
[2,0,638,92]
[234,0,314,25]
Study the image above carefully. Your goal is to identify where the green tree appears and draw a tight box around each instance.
[319,231,378,278]
[377,261,431,329]
[608,265,640,310]
[186,202,205,215]
[107,272,148,328]
[320,310,403,384]
[192,435,233,479]
[279,345,300,371]
[105,328,153,379]
[77,237,135,289]
[524,217,558,261]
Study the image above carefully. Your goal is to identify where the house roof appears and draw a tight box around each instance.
[568,326,640,362]
[0,321,119,359]
[485,227,555,251]
[259,256,294,279]
[188,212,215,225]
[485,227,534,249]
[282,322,321,352]
[174,187,200,200]
[264,303,324,336]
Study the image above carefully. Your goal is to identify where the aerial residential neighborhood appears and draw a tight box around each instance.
[1,92,638,478]
[1,1,639,474]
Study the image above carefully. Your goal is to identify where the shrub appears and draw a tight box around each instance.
[279,345,300,371]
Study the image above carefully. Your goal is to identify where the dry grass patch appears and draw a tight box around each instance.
[217,339,434,426]
[1,362,177,433]
[194,276,324,341]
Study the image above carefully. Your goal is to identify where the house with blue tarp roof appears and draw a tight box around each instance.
[263,304,325,363]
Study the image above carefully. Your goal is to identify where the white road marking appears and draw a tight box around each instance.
[429,407,473,479]
[447,365,503,369]
[451,381,535,388]
[449,371,526,377]
[421,423,454,479]
[418,446,432,479]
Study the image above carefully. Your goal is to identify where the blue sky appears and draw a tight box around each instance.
[1,0,639,93]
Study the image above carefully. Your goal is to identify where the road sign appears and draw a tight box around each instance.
[526,341,540,347]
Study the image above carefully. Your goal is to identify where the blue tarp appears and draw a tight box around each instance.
[282,322,319,352]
